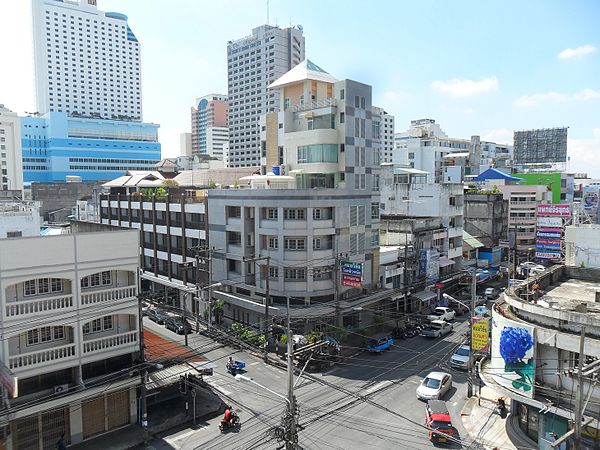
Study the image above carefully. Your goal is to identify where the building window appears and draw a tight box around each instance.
[268,236,278,249]
[27,329,39,346]
[340,112,345,124]
[6,231,22,238]
[40,326,53,342]
[227,206,242,218]
[283,208,306,220]
[91,318,102,333]
[284,268,306,281]
[53,326,65,340]
[269,266,279,280]
[103,315,113,330]
[24,280,37,296]
[284,237,306,251]
[350,205,366,226]
[313,208,322,220]
[81,271,111,288]
[265,208,278,220]
[371,203,380,219]
[340,89,344,100]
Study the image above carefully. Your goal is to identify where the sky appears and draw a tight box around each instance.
[1,0,599,175]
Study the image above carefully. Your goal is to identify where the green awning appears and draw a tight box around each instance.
[463,231,484,250]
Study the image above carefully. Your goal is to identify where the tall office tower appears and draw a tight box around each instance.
[227,24,305,168]
[32,0,142,120]
[372,107,395,163]
[190,94,228,159]
[0,105,24,192]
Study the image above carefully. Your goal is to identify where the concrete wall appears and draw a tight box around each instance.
[32,182,101,222]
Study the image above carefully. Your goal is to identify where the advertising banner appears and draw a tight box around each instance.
[536,217,563,228]
[341,261,363,288]
[491,309,536,398]
[419,249,440,283]
[536,243,561,251]
[471,318,490,352]
[536,204,571,217]
[537,231,562,239]
[536,239,561,245]
[582,185,600,210]
[536,251,561,260]
[536,227,563,233]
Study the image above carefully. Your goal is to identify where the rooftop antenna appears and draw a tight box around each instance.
[267,0,269,25]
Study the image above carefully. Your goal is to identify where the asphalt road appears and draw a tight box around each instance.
[141,316,478,450]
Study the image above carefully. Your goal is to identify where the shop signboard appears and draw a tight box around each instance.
[491,309,536,398]
[535,251,561,260]
[536,243,561,251]
[536,217,563,228]
[419,249,440,283]
[536,239,561,246]
[537,231,562,239]
[536,204,571,217]
[536,227,563,233]
[341,261,363,288]
[471,318,490,352]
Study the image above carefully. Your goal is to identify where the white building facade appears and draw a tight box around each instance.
[0,201,42,238]
[372,107,395,163]
[226,24,305,167]
[32,0,142,120]
[0,231,140,449]
[0,105,23,193]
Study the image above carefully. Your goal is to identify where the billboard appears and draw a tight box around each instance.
[471,318,490,352]
[536,231,562,239]
[536,251,562,260]
[536,204,571,217]
[491,309,535,397]
[537,217,563,228]
[341,261,363,288]
[419,249,440,283]
[582,185,600,211]
[536,243,561,251]
[513,127,567,165]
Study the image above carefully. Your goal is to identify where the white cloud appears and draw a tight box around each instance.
[568,129,600,177]
[514,89,600,107]
[558,45,597,59]
[482,128,513,145]
[431,76,498,98]
[463,108,474,115]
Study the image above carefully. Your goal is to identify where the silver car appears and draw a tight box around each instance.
[449,345,471,370]
[416,371,453,401]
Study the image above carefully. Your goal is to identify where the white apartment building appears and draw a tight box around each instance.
[0,201,42,238]
[227,24,305,167]
[0,230,140,449]
[0,105,23,192]
[372,107,395,163]
[32,0,142,120]
[565,224,600,268]
[209,61,382,327]
[380,165,464,270]
[206,127,229,159]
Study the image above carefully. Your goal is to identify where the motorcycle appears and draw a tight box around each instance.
[226,360,246,376]
[219,412,241,432]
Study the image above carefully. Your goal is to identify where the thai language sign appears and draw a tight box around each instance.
[536,217,563,227]
[536,251,561,260]
[536,204,571,217]
[341,261,362,288]
[471,318,490,352]
[537,231,562,239]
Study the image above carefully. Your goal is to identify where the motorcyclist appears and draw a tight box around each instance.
[226,356,234,370]
[223,405,234,427]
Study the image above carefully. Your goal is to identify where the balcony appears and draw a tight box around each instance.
[9,343,76,371]
[5,294,74,319]
[291,98,337,113]
[83,330,138,354]
[81,285,137,306]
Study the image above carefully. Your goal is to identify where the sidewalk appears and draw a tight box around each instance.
[461,386,518,450]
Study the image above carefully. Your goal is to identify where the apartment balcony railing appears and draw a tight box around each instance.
[83,330,138,354]
[5,294,74,319]
[9,343,76,370]
[81,285,137,306]
[291,98,337,112]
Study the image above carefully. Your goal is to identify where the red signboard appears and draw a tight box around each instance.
[537,227,563,233]
[342,274,362,288]
[536,204,571,217]
[435,282,445,289]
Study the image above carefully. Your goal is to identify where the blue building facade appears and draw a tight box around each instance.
[21,112,160,183]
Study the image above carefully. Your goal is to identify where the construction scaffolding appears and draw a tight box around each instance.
[513,127,568,173]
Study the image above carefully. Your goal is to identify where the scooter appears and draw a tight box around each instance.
[219,413,241,432]
[226,360,246,376]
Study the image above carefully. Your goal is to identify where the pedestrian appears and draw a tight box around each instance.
[56,433,67,450]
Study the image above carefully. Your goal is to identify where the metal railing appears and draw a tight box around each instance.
[291,98,337,112]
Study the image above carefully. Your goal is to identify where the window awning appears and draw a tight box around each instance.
[439,257,455,268]
[411,290,436,302]
[463,231,484,250]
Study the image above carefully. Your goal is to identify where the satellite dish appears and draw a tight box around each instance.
[297,24,303,31]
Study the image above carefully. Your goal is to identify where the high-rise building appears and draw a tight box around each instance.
[0,105,23,192]
[227,24,305,168]
[190,94,228,159]
[32,0,142,120]
[372,107,395,163]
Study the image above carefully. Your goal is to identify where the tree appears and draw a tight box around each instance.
[162,179,179,187]
[213,299,225,325]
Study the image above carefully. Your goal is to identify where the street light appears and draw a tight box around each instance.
[234,374,291,407]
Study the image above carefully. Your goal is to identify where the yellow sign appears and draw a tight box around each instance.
[471,318,489,352]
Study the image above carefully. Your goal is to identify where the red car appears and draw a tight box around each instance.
[425,400,455,444]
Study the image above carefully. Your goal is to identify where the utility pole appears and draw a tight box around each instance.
[334,256,341,327]
[286,294,297,450]
[512,222,518,277]
[244,255,271,360]
[467,270,476,398]
[179,261,195,346]
[574,326,586,449]
[137,290,148,442]
[403,241,409,315]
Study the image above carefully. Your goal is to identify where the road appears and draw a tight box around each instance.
[141,316,478,450]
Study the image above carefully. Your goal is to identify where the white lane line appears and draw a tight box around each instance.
[365,380,392,395]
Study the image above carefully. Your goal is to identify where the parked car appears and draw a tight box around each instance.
[449,345,471,370]
[484,288,498,300]
[141,301,151,316]
[165,317,193,334]
[147,308,170,325]
[425,400,456,444]
[427,307,456,322]
[417,371,453,400]
[367,335,394,353]
[421,320,453,338]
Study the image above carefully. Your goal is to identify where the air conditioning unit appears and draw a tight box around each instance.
[54,384,69,394]
[280,164,288,175]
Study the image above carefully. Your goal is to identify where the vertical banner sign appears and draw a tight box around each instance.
[471,318,490,352]
[341,261,363,288]
[536,203,570,262]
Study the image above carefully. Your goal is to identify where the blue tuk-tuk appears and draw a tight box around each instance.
[367,335,394,353]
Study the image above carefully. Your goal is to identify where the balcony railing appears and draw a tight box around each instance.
[5,295,74,318]
[83,330,138,354]
[81,286,137,306]
[9,344,76,370]
[291,98,337,112]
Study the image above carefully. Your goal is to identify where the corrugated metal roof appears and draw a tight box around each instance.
[463,231,485,249]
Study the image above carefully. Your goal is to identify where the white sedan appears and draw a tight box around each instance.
[416,371,453,401]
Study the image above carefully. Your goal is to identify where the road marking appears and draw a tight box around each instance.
[250,361,260,366]
[365,380,392,394]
